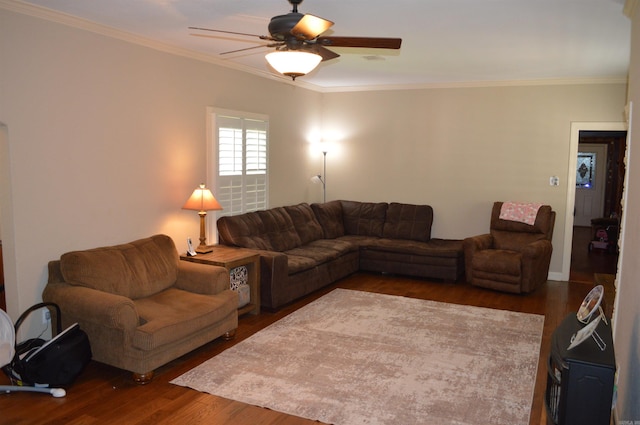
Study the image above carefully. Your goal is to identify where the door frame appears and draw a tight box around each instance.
[558,122,627,281]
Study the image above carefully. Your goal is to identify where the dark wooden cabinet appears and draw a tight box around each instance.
[545,313,616,425]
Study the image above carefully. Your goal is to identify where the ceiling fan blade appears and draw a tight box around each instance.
[313,45,340,62]
[220,44,280,56]
[317,36,402,49]
[290,14,334,39]
[188,26,272,41]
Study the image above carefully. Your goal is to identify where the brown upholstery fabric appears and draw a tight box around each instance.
[285,203,324,244]
[341,200,388,237]
[133,287,234,351]
[257,207,302,252]
[217,212,272,250]
[60,234,178,300]
[382,203,433,242]
[311,200,345,239]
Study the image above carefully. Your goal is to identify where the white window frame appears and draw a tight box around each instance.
[206,107,269,243]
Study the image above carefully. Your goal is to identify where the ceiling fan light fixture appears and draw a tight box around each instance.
[265,50,322,80]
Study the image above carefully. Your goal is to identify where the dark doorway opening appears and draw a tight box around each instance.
[569,130,625,283]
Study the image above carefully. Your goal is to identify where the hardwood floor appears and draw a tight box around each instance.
[570,226,618,282]
[0,272,597,425]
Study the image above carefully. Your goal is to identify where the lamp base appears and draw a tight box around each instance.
[196,245,214,254]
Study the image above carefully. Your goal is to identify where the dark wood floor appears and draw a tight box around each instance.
[0,274,602,425]
[0,229,617,425]
[570,226,618,282]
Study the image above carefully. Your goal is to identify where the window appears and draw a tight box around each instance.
[576,152,595,188]
[208,109,269,218]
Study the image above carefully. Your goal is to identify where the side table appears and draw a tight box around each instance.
[181,246,260,316]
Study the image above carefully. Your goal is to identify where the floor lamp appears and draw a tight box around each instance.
[311,150,327,203]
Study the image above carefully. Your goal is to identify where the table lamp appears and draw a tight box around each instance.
[182,184,222,253]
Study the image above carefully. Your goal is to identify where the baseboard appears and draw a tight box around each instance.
[548,272,565,282]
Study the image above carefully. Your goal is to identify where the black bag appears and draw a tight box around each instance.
[2,302,92,388]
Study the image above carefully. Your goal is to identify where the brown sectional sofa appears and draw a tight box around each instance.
[217,200,464,310]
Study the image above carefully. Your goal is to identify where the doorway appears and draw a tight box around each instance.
[569,130,626,283]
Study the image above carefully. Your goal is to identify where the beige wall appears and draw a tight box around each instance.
[321,84,627,276]
[0,9,322,322]
[613,2,640,423]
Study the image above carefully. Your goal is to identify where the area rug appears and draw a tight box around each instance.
[171,289,544,425]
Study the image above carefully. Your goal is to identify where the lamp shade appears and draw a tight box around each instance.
[182,184,222,212]
[265,50,322,79]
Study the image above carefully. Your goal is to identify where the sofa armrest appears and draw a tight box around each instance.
[176,260,230,295]
[252,249,288,309]
[462,234,494,283]
[520,239,553,293]
[42,281,139,331]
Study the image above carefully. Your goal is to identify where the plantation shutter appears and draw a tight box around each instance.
[215,114,268,217]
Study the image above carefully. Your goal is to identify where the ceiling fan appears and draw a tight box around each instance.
[189,0,402,80]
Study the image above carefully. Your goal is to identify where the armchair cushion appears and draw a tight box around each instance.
[133,287,237,351]
[60,234,178,300]
[472,249,521,276]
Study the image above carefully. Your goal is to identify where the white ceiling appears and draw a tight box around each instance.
[8,0,632,91]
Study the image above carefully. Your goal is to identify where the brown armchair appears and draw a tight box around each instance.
[43,235,238,384]
[463,202,555,293]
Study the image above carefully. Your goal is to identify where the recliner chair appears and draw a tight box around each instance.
[463,202,555,294]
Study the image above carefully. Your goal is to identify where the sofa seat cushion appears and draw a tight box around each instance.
[362,238,463,258]
[336,235,384,247]
[60,234,178,299]
[471,249,521,276]
[305,238,360,254]
[132,287,237,351]
[284,254,320,275]
[382,203,433,242]
[285,239,359,265]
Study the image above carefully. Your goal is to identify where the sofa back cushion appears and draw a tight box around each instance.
[217,212,273,250]
[341,201,388,237]
[285,203,324,244]
[257,207,303,251]
[382,203,433,242]
[60,234,179,300]
[311,200,345,239]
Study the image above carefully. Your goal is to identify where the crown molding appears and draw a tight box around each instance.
[624,0,638,18]
[317,76,629,93]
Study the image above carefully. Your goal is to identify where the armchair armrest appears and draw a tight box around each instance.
[521,239,553,293]
[42,281,138,331]
[176,260,230,295]
[462,234,494,283]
